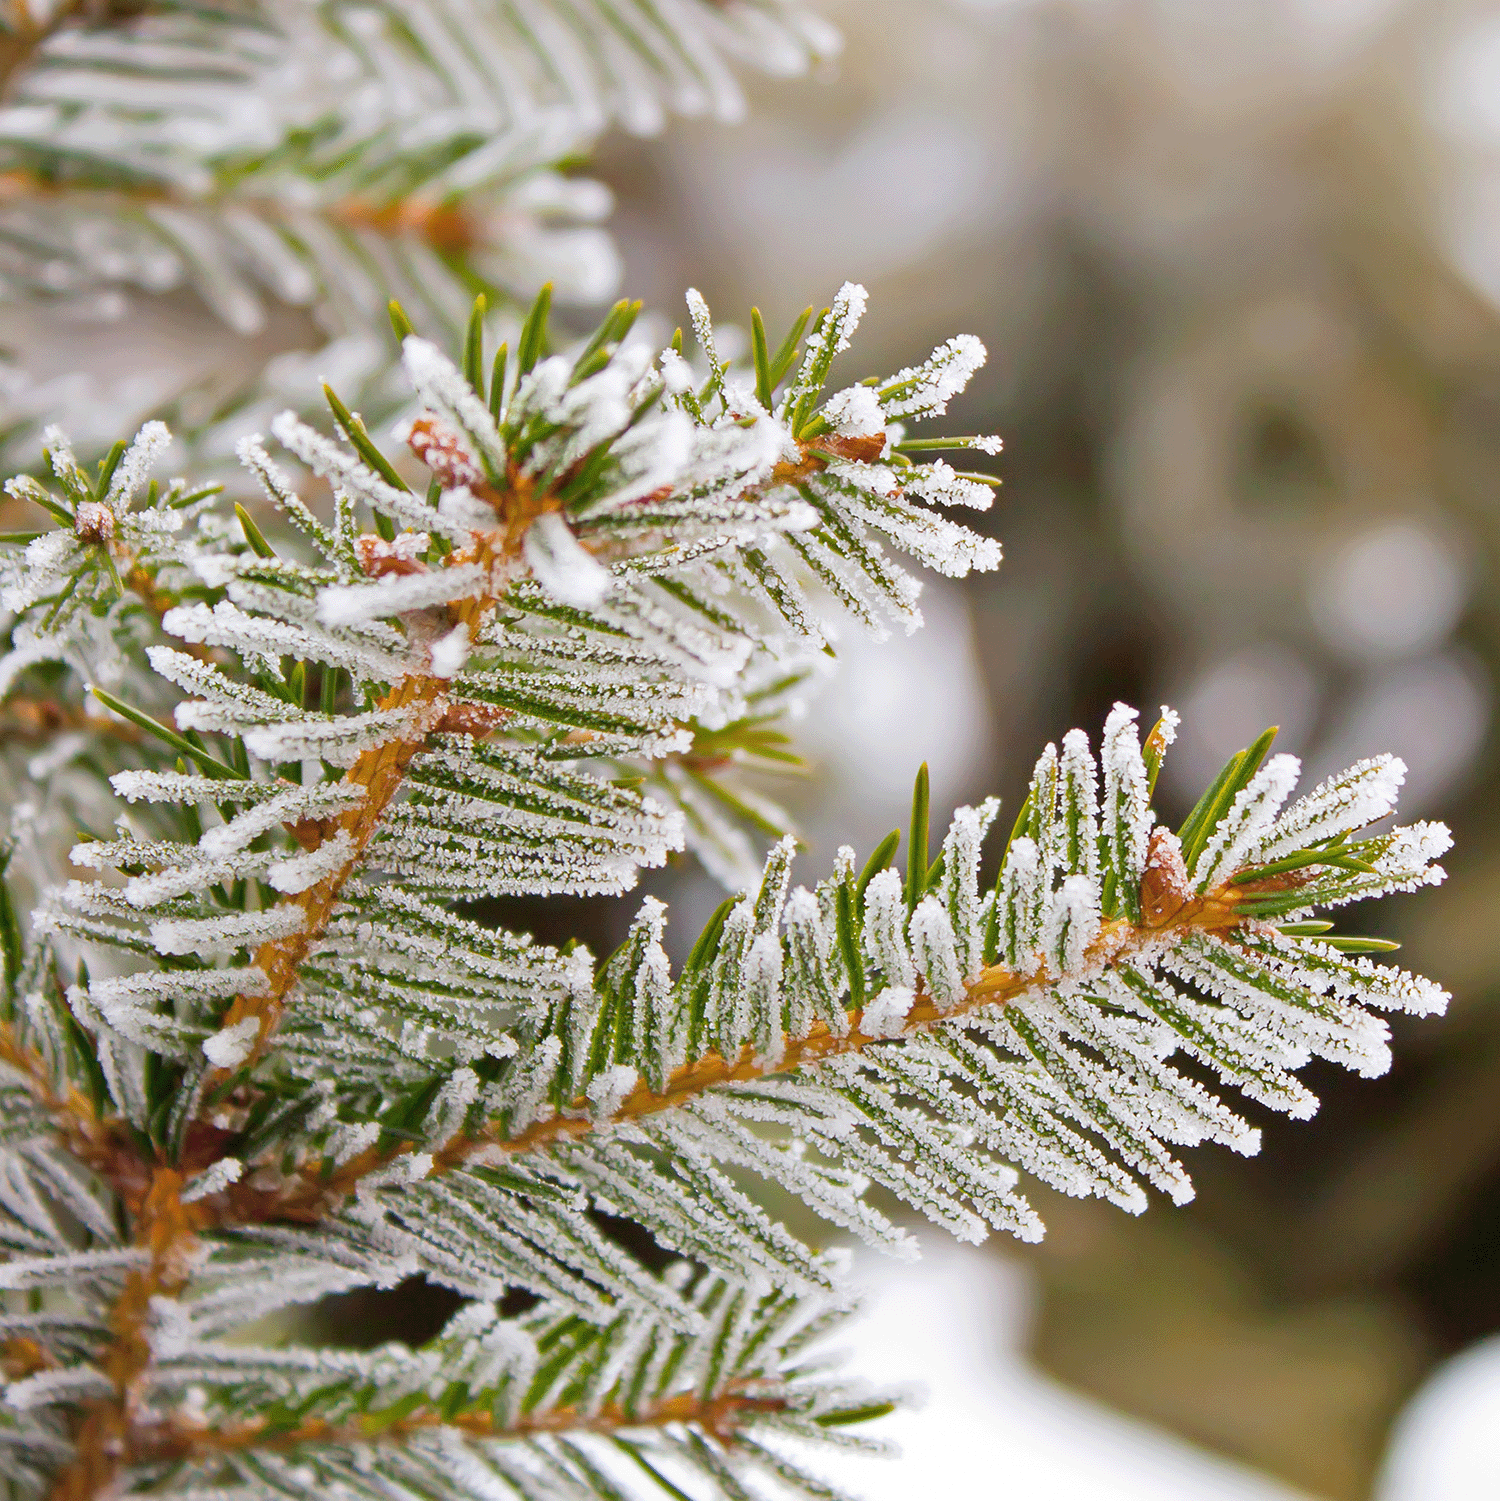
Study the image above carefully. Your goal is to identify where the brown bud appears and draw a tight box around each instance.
[812,432,887,464]
[1140,826,1191,927]
[407,413,483,490]
[355,532,428,579]
[283,818,326,851]
[73,500,115,544]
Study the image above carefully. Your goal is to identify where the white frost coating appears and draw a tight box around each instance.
[267,411,474,545]
[878,334,987,421]
[827,461,898,498]
[151,905,305,958]
[825,282,868,357]
[659,347,694,395]
[902,458,993,512]
[1101,702,1152,897]
[428,623,471,678]
[504,1033,563,1133]
[585,409,695,512]
[111,770,275,806]
[4,1366,114,1412]
[315,563,486,626]
[268,828,356,894]
[1254,754,1406,863]
[198,782,364,857]
[41,425,82,487]
[779,282,868,423]
[628,898,675,1071]
[523,510,611,609]
[359,531,430,573]
[90,967,266,1010]
[104,420,172,510]
[181,1157,244,1203]
[401,337,508,476]
[437,488,499,532]
[862,868,914,988]
[426,1067,482,1142]
[536,346,652,477]
[149,645,306,728]
[1042,875,1101,974]
[329,1121,381,1166]
[742,930,785,1063]
[0,1247,147,1293]
[116,847,277,909]
[586,1064,640,1121]
[73,500,114,540]
[1192,752,1301,890]
[90,970,265,1054]
[164,599,414,683]
[1374,821,1452,888]
[236,434,340,558]
[822,385,886,438]
[934,800,996,980]
[999,836,1043,972]
[821,468,1002,579]
[243,708,414,769]
[909,896,964,1008]
[1252,931,1450,1020]
[1058,728,1101,882]
[684,288,721,376]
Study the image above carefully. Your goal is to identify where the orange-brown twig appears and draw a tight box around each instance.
[131,1384,789,1467]
[200,853,1303,1227]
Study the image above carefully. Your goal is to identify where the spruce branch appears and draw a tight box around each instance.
[173,780,1444,1242]
[131,1386,793,1463]
[0,169,493,263]
[0,286,1451,1501]
[445,845,1312,1158]
[204,380,901,1086]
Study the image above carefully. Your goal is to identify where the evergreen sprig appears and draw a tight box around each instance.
[0,287,1449,1501]
[0,0,839,460]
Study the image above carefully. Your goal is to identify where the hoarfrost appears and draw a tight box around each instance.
[822,385,886,438]
[858,984,912,1044]
[522,511,611,610]
[268,828,356,893]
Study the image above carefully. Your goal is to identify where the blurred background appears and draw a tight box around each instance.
[6,0,1500,1494]
[593,1,1500,1495]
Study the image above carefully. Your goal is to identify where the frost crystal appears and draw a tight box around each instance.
[522,512,612,609]
[268,829,356,893]
[823,385,887,437]
[862,986,916,1038]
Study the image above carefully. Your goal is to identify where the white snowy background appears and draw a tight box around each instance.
[825,1243,1500,1500]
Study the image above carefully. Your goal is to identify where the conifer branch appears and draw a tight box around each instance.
[133,1386,790,1463]
[202,425,891,1089]
[0,288,1449,1501]
[219,850,1296,1220]
[48,1171,198,1501]
[0,172,489,258]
